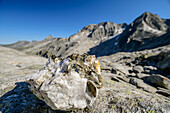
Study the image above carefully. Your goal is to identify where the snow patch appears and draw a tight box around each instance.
[99,25,104,28]
[144,23,163,34]
[102,37,107,40]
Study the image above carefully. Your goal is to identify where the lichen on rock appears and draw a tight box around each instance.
[27,53,103,110]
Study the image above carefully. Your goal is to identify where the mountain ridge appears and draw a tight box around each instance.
[88,12,170,57]
[2,12,170,58]
[4,21,127,58]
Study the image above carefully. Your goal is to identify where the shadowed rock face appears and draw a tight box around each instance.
[27,53,103,110]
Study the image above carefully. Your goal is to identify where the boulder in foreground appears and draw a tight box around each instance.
[27,53,103,110]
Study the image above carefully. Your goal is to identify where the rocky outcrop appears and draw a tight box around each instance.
[157,50,170,74]
[41,34,55,42]
[27,53,103,110]
[129,78,157,93]
[98,45,170,97]
[143,74,170,89]
[89,22,126,41]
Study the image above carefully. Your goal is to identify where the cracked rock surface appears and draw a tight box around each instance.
[27,53,103,110]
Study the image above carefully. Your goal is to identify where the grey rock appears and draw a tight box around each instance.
[117,76,130,83]
[157,50,170,75]
[111,76,120,82]
[144,66,157,71]
[157,87,170,97]
[42,34,54,42]
[143,74,170,89]
[130,78,157,93]
[27,53,103,110]
[133,65,144,73]
[143,66,158,74]
[129,72,136,77]
[136,73,150,79]
[90,22,126,41]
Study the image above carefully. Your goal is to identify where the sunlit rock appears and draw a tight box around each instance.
[27,53,103,110]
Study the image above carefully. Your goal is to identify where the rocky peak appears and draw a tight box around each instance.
[130,12,168,32]
[32,40,39,44]
[119,23,128,29]
[79,22,127,39]
[42,34,54,42]
[80,24,97,32]
[116,12,170,51]
[88,12,170,57]
[88,22,127,40]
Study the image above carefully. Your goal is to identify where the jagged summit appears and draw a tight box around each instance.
[117,12,169,51]
[88,12,170,56]
[42,34,54,42]
[132,12,168,32]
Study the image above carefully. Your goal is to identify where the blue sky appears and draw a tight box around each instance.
[0,0,170,44]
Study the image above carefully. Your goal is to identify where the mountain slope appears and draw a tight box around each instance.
[4,22,127,58]
[88,12,170,57]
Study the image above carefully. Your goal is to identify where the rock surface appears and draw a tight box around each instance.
[129,78,157,93]
[1,75,170,113]
[98,44,170,96]
[144,74,170,89]
[27,53,103,110]
[0,82,48,113]
[157,50,170,74]
[0,46,170,113]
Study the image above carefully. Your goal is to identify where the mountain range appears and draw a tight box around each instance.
[1,12,170,112]
[3,12,170,58]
